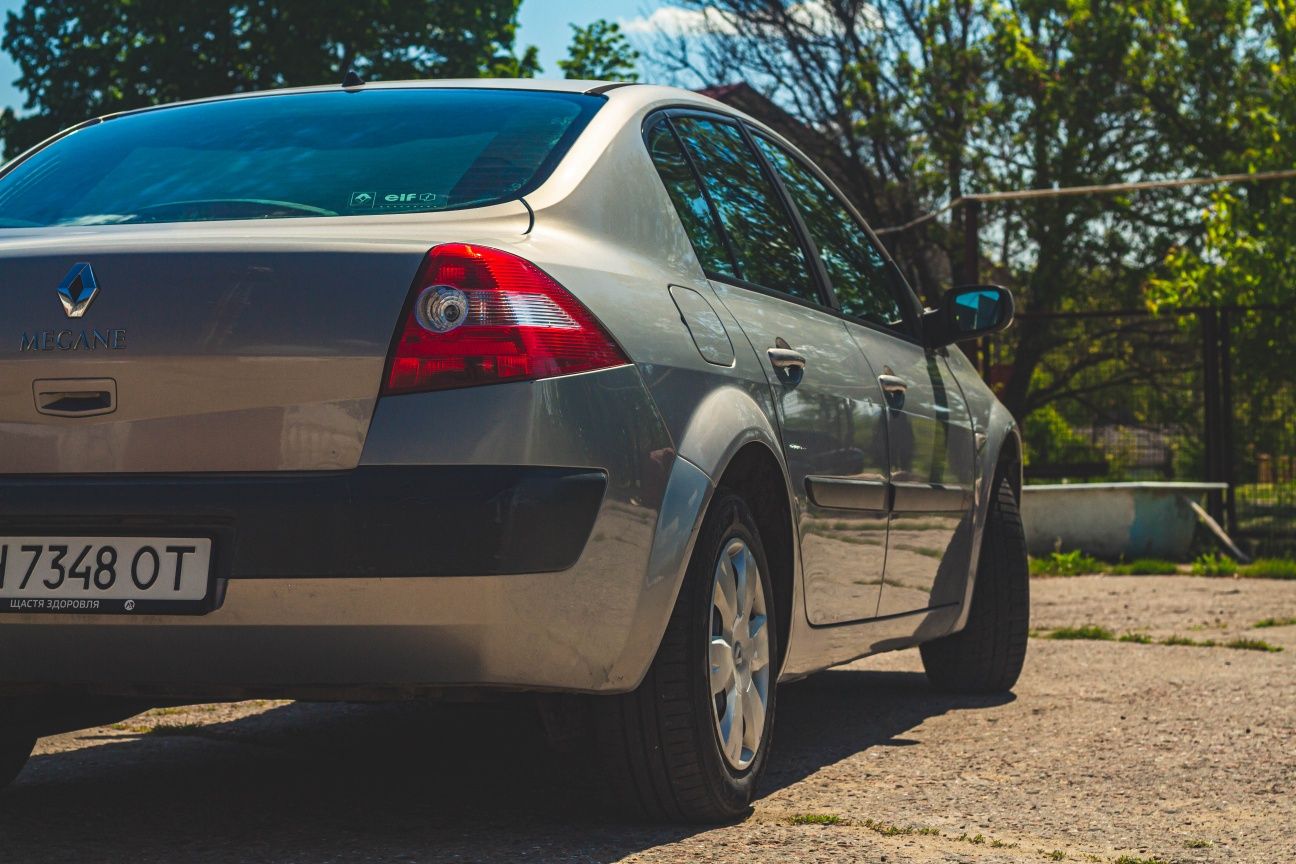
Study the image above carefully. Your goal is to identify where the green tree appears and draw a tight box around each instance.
[0,0,537,157]
[558,19,640,81]
[649,1,1274,421]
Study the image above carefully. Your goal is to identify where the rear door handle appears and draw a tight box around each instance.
[878,374,908,393]
[768,347,807,370]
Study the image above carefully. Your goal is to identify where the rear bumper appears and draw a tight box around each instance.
[0,366,707,697]
[0,466,607,581]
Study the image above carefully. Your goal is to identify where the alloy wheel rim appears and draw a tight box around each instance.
[709,535,771,770]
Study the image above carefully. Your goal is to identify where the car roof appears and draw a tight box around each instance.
[94,79,736,124]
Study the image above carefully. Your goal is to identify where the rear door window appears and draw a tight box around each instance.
[0,88,602,227]
[670,116,819,303]
[753,134,908,331]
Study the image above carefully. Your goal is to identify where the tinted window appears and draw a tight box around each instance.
[0,89,602,227]
[646,120,732,274]
[754,135,906,329]
[671,116,817,302]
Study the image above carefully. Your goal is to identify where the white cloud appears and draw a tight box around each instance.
[619,7,739,38]
[620,3,879,39]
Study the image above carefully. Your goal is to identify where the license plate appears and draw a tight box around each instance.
[0,536,212,614]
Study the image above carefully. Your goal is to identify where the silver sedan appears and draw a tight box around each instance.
[0,79,1026,822]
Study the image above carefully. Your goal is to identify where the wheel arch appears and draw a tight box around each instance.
[952,402,1023,632]
[713,441,796,675]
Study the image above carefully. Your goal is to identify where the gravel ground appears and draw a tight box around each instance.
[2,574,1293,864]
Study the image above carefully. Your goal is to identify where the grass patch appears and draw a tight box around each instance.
[1192,553,1238,576]
[1031,550,1103,577]
[1254,616,1296,628]
[858,818,939,836]
[1109,558,1180,575]
[787,813,843,826]
[146,723,207,736]
[1240,558,1296,580]
[1222,637,1282,652]
[1046,625,1115,641]
[1161,635,1216,647]
[1183,838,1213,849]
[1040,629,1281,652]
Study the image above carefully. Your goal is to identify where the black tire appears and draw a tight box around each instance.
[920,476,1029,693]
[0,726,35,790]
[590,489,778,823]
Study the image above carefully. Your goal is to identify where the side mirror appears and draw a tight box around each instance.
[923,284,1014,349]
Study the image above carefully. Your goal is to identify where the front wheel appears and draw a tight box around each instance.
[920,476,1029,693]
[591,489,777,822]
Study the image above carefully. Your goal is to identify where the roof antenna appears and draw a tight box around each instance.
[341,68,365,88]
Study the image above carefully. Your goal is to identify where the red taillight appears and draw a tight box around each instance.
[383,244,629,395]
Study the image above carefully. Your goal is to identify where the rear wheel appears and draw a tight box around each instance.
[0,725,35,790]
[591,490,777,822]
[921,476,1029,693]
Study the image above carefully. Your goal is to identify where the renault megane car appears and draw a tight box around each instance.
[0,79,1026,821]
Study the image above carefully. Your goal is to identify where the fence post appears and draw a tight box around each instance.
[1201,309,1224,524]
[962,200,992,382]
[1219,308,1237,533]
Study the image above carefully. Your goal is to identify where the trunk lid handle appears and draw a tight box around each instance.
[33,378,117,417]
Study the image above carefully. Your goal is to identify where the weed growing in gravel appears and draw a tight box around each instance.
[1240,558,1296,580]
[1113,856,1169,864]
[1161,635,1217,647]
[147,723,207,736]
[1190,555,1296,579]
[857,819,939,836]
[1031,551,1103,577]
[1046,625,1115,641]
[1183,838,1213,848]
[1109,559,1181,575]
[787,813,842,826]
[1222,637,1282,652]
[1118,632,1154,644]
[1254,616,1296,628]
[1047,852,1066,861]
[1192,553,1238,576]
[989,838,1019,848]
[955,833,987,844]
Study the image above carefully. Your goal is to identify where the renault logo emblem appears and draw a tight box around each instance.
[57,262,99,318]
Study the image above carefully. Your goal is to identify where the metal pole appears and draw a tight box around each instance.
[961,200,993,383]
[1201,310,1223,523]
[1219,308,1237,533]
[963,199,981,285]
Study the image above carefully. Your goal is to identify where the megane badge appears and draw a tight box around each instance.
[57,262,99,318]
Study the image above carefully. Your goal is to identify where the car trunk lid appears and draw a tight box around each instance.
[0,218,525,473]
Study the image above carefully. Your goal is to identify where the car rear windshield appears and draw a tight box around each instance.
[0,88,602,227]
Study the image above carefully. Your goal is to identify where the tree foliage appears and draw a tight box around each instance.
[558,19,640,81]
[0,0,536,157]
[650,0,1295,421]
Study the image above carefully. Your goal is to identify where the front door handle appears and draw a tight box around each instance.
[878,374,907,410]
[768,347,807,370]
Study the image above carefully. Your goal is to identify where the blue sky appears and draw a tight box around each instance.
[0,0,676,114]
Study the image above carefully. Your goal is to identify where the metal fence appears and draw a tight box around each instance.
[981,307,1295,558]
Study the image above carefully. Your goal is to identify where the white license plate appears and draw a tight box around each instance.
[0,536,212,614]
